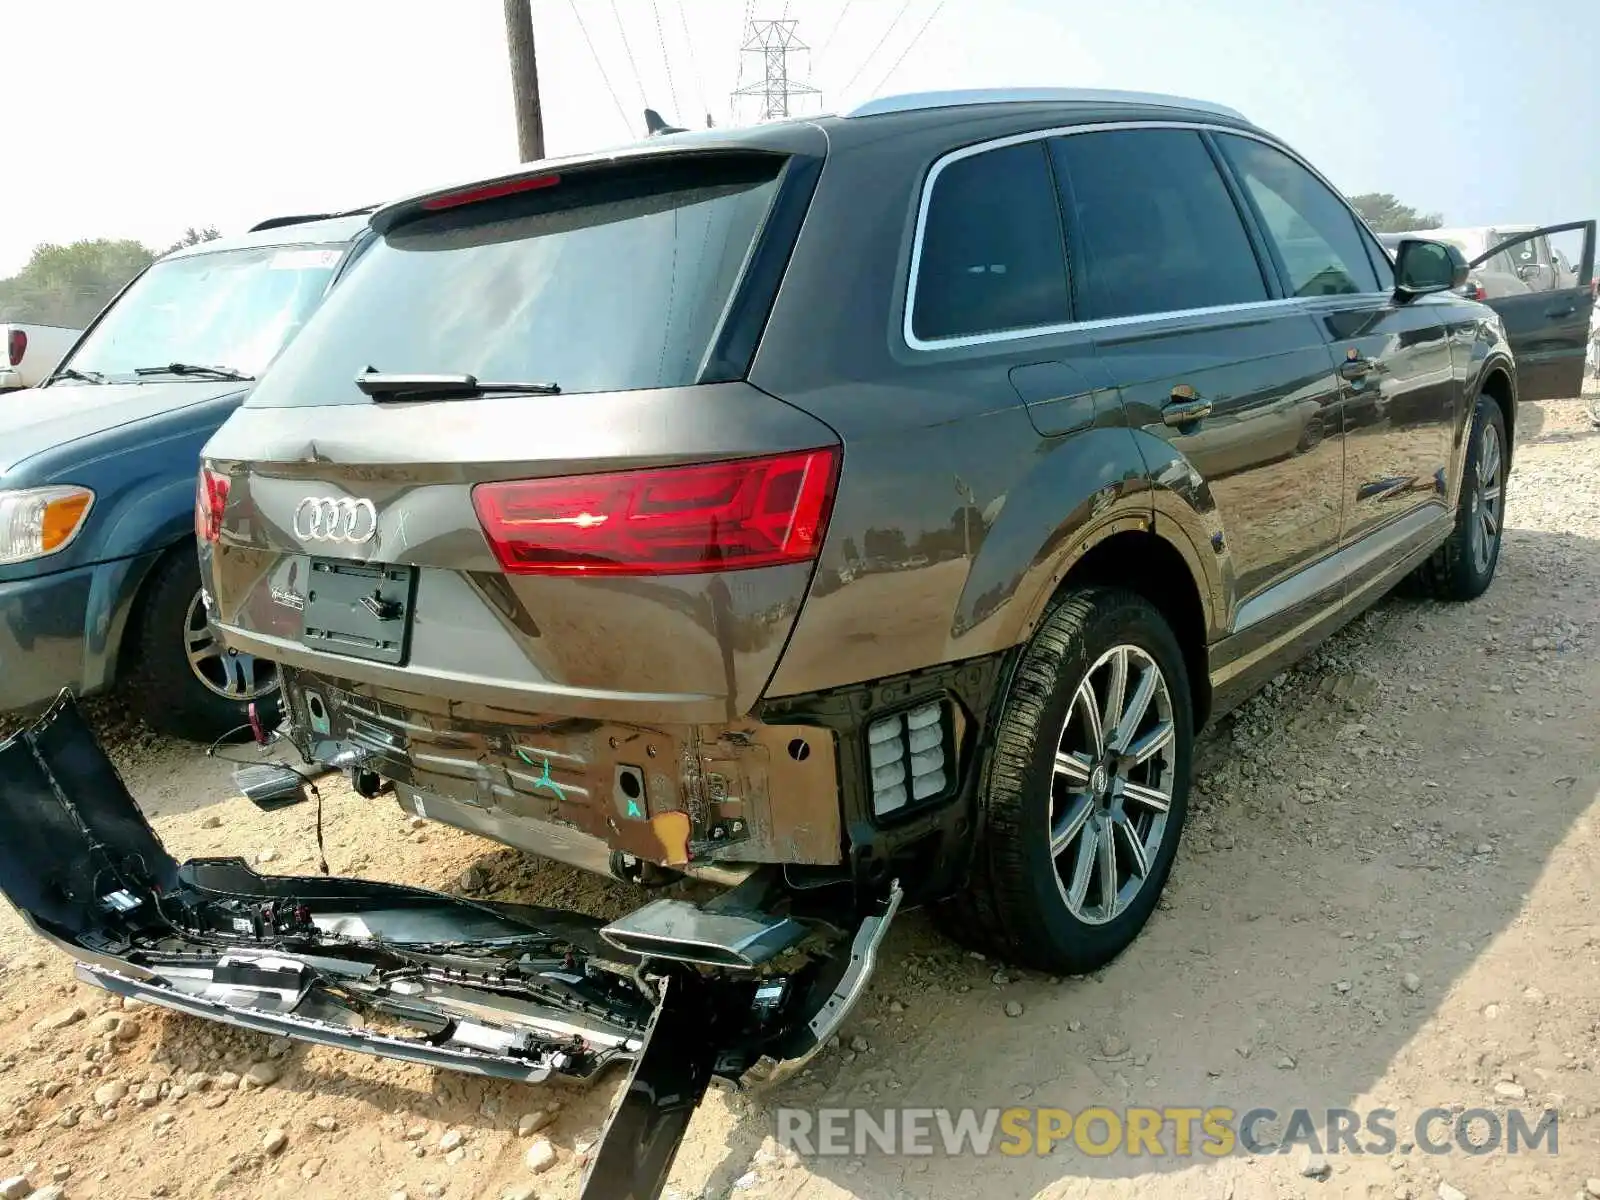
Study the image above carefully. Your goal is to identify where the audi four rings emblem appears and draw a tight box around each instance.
[293,497,378,544]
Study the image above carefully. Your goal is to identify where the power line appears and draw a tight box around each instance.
[648,0,683,118]
[609,0,649,111]
[674,0,708,123]
[733,0,757,94]
[865,0,946,98]
[840,0,913,98]
[567,0,633,136]
[818,0,856,59]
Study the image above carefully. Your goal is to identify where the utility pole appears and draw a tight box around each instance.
[503,0,545,162]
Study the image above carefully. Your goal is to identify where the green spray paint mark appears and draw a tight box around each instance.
[515,746,567,803]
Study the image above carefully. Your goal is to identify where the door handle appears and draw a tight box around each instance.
[1162,386,1212,426]
[1339,356,1376,380]
[1546,305,1576,318]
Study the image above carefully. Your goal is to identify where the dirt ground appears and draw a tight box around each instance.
[1,393,1598,1200]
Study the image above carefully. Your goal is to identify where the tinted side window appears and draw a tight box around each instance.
[911,141,1070,342]
[1218,134,1381,297]
[1049,129,1269,322]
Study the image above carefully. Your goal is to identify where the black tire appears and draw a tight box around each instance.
[938,586,1193,974]
[1415,395,1506,603]
[125,550,281,743]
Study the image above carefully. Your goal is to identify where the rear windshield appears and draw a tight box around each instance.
[58,245,342,382]
[245,155,785,407]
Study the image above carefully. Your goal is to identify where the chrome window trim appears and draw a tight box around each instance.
[903,121,1392,352]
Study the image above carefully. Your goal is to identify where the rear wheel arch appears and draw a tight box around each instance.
[1033,528,1214,731]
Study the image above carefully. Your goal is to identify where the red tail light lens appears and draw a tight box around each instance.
[472,448,840,576]
[195,465,230,543]
[6,329,25,367]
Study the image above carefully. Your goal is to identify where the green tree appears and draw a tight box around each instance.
[0,239,155,328]
[163,225,222,255]
[0,223,222,329]
[1349,193,1444,233]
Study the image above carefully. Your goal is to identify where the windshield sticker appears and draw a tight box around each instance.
[269,248,343,271]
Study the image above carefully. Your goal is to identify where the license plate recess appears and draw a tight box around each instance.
[299,557,417,666]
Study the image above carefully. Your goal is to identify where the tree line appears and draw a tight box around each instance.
[0,226,220,330]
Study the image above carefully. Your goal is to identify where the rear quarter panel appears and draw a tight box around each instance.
[751,113,1208,699]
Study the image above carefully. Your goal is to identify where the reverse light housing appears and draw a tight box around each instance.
[0,486,95,565]
[472,448,840,576]
[195,465,229,543]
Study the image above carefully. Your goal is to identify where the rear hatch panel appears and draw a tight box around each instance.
[202,380,839,726]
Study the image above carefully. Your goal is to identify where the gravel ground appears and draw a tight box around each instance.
[0,394,1598,1200]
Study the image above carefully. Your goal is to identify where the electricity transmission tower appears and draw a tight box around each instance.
[731,19,819,122]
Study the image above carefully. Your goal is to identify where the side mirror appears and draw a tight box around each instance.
[1394,239,1468,300]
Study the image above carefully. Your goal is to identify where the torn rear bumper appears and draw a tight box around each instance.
[0,694,899,1200]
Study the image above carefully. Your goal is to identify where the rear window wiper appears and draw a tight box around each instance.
[133,362,255,382]
[44,367,106,386]
[355,372,562,402]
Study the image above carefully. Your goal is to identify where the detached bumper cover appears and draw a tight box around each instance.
[0,695,900,1200]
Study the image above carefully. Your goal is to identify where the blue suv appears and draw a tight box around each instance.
[0,211,369,740]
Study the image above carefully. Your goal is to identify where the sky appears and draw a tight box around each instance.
[5,0,1598,277]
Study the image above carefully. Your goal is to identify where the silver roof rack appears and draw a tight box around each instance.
[845,87,1247,122]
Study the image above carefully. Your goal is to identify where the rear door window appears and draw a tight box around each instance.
[1048,129,1270,321]
[909,141,1071,343]
[246,156,785,406]
[1216,134,1381,297]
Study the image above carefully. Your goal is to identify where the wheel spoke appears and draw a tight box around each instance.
[1481,432,1501,485]
[1097,818,1120,915]
[186,627,218,661]
[1481,483,1501,504]
[1111,666,1157,751]
[1075,680,1105,756]
[1100,647,1129,745]
[1114,811,1151,878]
[1053,750,1093,788]
[1125,720,1175,767]
[1482,504,1499,537]
[1067,824,1099,910]
[1051,794,1094,856]
[1122,779,1172,813]
[235,654,258,695]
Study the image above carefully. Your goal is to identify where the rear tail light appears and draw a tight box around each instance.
[195,465,230,543]
[6,329,25,367]
[472,448,840,576]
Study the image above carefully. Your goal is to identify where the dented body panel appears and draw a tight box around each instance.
[281,667,845,868]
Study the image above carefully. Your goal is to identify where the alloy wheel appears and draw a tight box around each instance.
[1048,644,1177,925]
[1469,420,1503,575]
[183,590,278,702]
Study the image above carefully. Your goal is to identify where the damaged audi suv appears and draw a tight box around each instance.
[5,89,1594,1198]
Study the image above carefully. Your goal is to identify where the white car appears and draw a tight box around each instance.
[0,322,82,391]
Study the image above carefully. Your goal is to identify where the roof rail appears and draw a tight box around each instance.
[247,205,377,234]
[845,88,1247,122]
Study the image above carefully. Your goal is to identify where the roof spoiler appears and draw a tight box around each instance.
[247,205,377,233]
